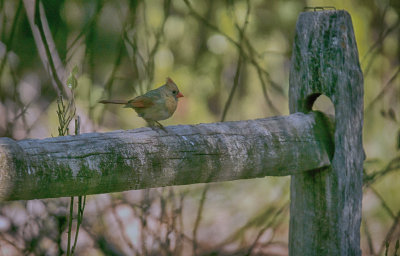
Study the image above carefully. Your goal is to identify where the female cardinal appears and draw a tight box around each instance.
[100,77,183,129]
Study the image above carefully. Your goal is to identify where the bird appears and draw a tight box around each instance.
[99,77,183,130]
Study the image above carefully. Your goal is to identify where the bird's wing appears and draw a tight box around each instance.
[127,95,156,108]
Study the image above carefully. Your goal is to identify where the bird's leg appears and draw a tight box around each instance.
[155,121,167,132]
[146,120,167,133]
[155,121,164,129]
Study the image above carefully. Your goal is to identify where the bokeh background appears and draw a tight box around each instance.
[0,0,399,255]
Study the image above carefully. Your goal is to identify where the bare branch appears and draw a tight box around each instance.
[22,0,68,97]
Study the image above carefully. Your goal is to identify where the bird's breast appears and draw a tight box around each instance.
[165,96,178,116]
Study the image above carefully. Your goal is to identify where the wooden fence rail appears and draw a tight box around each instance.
[0,112,333,201]
[0,10,363,256]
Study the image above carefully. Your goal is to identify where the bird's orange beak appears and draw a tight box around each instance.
[177,92,184,98]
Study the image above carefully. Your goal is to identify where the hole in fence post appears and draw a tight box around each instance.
[312,94,335,117]
[304,93,335,117]
[306,93,336,161]
[304,93,321,112]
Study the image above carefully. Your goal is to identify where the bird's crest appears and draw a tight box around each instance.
[166,77,176,85]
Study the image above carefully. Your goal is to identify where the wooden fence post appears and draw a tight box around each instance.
[289,10,364,255]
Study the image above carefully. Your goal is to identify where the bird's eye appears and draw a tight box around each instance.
[172,90,177,94]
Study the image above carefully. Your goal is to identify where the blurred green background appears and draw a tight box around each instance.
[0,0,399,255]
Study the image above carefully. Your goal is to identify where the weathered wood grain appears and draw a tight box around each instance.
[0,112,333,201]
[289,10,364,255]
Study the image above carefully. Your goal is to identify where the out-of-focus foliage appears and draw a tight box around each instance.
[0,0,399,255]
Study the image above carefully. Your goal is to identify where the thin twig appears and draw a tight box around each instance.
[246,202,289,255]
[183,0,283,114]
[70,116,86,255]
[65,0,105,64]
[364,156,400,187]
[112,202,138,254]
[71,196,84,254]
[365,66,400,114]
[362,20,400,77]
[362,218,375,255]
[220,0,250,121]
[378,210,400,255]
[33,0,65,96]
[192,184,209,255]
[66,196,74,256]
[0,0,22,80]
[97,39,125,127]
[369,186,395,219]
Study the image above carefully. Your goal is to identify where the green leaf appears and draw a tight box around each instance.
[67,65,79,90]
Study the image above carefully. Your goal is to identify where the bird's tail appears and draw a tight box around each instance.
[99,99,128,104]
